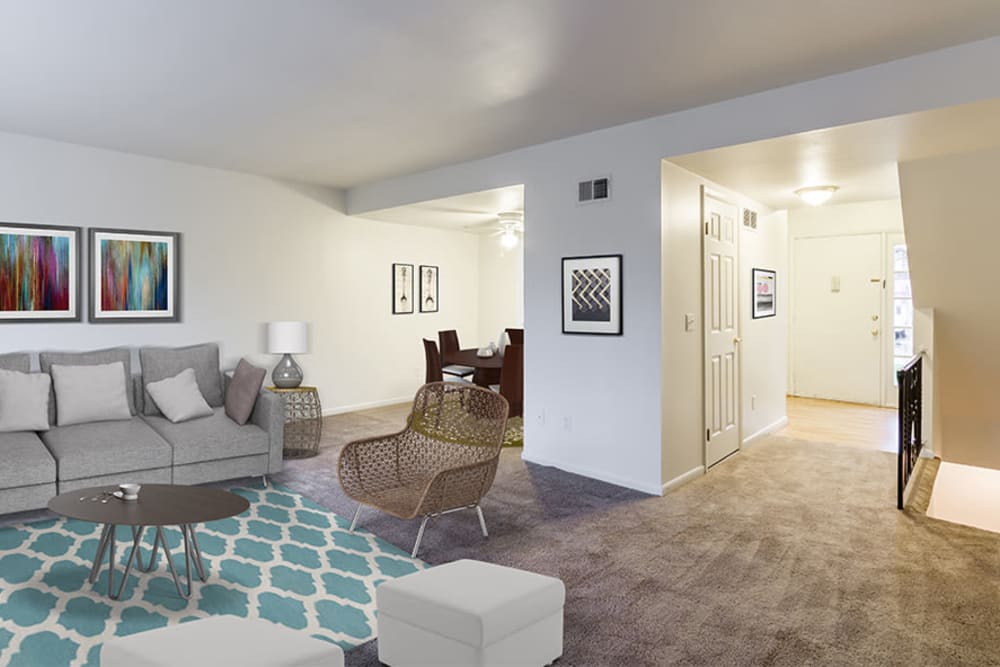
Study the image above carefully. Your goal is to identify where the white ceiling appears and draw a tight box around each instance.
[361,185,524,232]
[669,98,1000,210]
[1,2,999,188]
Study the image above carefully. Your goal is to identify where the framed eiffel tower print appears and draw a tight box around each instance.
[562,254,622,335]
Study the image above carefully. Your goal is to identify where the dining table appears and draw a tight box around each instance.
[443,348,503,387]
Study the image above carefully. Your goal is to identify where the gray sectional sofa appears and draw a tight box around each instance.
[0,344,283,515]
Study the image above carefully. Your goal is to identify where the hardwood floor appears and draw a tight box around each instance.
[776,395,897,452]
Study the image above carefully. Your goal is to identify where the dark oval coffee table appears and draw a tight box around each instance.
[49,484,249,600]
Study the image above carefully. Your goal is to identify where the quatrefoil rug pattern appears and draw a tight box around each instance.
[0,485,426,666]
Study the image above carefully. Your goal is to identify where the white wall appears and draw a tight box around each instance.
[343,37,1000,495]
[741,210,789,443]
[0,131,481,414]
[899,146,1000,470]
[477,233,523,346]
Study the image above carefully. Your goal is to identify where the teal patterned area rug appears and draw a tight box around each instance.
[0,484,426,666]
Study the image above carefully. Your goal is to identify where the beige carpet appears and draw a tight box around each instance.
[273,408,1000,666]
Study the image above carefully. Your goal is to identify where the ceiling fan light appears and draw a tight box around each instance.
[795,185,838,206]
[500,229,518,249]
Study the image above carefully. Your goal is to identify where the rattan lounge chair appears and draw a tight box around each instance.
[338,382,509,557]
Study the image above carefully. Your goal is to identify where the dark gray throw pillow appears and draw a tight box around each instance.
[225,359,267,425]
[140,343,223,416]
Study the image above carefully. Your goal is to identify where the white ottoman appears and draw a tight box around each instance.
[100,615,345,667]
[377,559,565,667]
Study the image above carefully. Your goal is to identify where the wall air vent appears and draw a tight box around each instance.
[578,177,610,204]
[742,208,758,231]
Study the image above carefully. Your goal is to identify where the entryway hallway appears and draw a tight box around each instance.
[778,395,897,453]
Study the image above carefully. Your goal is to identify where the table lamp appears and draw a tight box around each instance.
[267,321,308,388]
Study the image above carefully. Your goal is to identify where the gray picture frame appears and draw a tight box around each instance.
[0,221,82,323]
[89,227,181,323]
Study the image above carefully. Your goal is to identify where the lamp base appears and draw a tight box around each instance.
[272,353,303,388]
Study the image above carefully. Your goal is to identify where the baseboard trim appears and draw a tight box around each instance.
[520,452,663,496]
[661,466,705,494]
[742,416,789,446]
[322,396,412,416]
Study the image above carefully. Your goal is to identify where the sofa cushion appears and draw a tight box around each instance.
[39,348,136,423]
[146,368,214,423]
[141,344,223,415]
[0,369,50,432]
[0,352,30,373]
[40,417,172,481]
[0,431,55,487]
[225,359,266,425]
[143,407,268,466]
[50,362,132,426]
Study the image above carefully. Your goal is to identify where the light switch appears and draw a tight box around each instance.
[684,313,696,331]
[830,276,841,293]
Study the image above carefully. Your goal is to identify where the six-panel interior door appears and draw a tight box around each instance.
[703,190,740,468]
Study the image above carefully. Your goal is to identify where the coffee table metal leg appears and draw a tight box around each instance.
[130,525,147,571]
[186,524,207,581]
[143,526,163,573]
[156,526,190,599]
[107,524,117,597]
[89,524,112,584]
[110,526,146,600]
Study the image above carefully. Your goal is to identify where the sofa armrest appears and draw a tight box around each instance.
[251,387,284,474]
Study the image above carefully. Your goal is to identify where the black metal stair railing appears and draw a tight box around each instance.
[897,355,923,509]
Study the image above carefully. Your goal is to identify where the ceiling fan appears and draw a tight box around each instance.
[489,211,523,249]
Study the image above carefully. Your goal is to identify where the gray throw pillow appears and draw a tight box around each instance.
[39,347,135,424]
[0,369,50,432]
[0,353,31,373]
[225,359,266,425]
[146,368,214,423]
[50,362,132,426]
[140,343,223,416]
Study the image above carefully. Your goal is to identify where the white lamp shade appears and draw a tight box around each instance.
[267,321,308,354]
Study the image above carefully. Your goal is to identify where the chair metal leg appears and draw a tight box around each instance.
[476,505,489,538]
[261,475,269,489]
[412,516,430,558]
[349,505,363,533]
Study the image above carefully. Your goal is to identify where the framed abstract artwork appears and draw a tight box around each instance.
[89,228,180,323]
[562,254,623,335]
[752,268,776,319]
[419,265,439,313]
[0,222,81,322]
[392,263,414,314]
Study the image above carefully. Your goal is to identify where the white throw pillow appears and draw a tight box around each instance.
[51,362,132,426]
[146,368,214,423]
[0,369,51,432]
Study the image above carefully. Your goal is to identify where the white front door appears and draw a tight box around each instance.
[703,190,740,467]
[791,233,883,405]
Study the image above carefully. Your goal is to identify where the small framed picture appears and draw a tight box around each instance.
[562,254,623,335]
[392,263,414,314]
[752,268,776,319]
[89,228,180,322]
[0,221,82,322]
[419,265,439,313]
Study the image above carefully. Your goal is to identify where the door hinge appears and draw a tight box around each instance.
[704,221,709,235]
[706,428,711,442]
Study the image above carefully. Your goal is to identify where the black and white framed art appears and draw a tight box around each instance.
[419,265,439,313]
[561,254,622,335]
[392,263,414,314]
[751,268,776,319]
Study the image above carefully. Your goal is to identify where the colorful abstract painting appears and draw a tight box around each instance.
[0,223,79,322]
[90,229,180,322]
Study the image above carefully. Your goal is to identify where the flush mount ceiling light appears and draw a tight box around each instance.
[794,185,839,206]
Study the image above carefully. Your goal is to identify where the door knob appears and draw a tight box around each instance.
[872,314,879,321]
[871,328,879,336]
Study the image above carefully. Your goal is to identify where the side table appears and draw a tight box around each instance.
[268,386,323,459]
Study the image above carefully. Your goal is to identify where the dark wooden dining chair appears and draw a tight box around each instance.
[491,343,523,418]
[505,328,524,345]
[438,330,475,379]
[424,339,470,385]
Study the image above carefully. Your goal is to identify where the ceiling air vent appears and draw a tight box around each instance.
[742,208,758,231]
[578,177,610,204]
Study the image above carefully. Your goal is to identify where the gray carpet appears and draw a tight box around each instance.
[274,405,1000,666]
